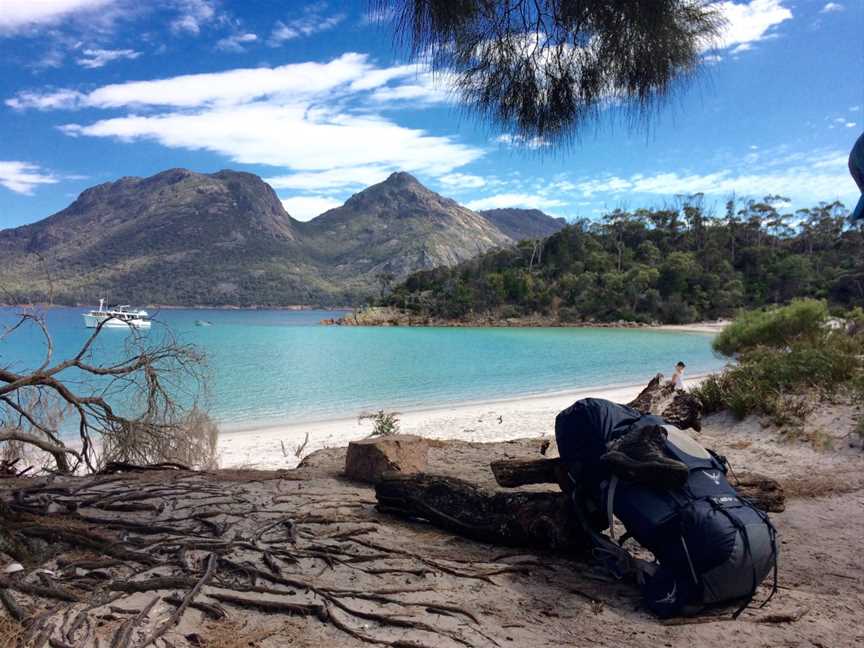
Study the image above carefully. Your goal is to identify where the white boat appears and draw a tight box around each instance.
[83,299,151,329]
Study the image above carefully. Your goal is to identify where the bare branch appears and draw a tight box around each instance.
[0,428,80,469]
[0,311,210,474]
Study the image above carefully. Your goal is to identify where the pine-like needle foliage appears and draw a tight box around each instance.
[379,0,725,142]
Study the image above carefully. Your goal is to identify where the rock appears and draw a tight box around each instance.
[344,435,429,483]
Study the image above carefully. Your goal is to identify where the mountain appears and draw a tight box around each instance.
[479,208,566,241]
[1,169,558,307]
[0,168,329,306]
[301,172,512,293]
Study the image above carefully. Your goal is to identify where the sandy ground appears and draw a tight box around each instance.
[217,376,711,471]
[650,321,730,335]
[5,416,862,648]
[3,392,863,647]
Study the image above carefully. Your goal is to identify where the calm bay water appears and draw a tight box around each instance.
[0,307,725,431]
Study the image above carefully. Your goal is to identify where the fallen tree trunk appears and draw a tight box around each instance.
[489,458,785,513]
[375,473,588,550]
[375,459,784,552]
[627,373,703,432]
[490,458,560,488]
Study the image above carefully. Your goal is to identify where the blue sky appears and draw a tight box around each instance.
[0,0,861,227]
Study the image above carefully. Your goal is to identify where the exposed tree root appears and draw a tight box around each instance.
[0,468,506,647]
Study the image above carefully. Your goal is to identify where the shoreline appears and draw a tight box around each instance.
[218,373,712,470]
[324,307,729,333]
[0,304,728,334]
[0,303,355,312]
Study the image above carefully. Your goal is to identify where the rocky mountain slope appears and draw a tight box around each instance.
[0,169,565,306]
[301,172,513,294]
[0,168,330,306]
[479,208,566,241]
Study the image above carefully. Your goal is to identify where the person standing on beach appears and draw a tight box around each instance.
[668,361,686,390]
[850,132,864,223]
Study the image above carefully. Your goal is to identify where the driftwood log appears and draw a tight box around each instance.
[627,373,703,431]
[489,457,785,513]
[376,473,588,550]
[376,460,784,551]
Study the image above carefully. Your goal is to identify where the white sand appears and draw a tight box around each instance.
[218,375,709,470]
[651,320,730,334]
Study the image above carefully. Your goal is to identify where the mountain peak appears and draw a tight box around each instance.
[340,170,434,209]
[383,171,421,186]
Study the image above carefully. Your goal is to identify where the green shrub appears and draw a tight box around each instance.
[558,306,582,323]
[712,299,829,357]
[361,410,401,437]
[693,330,863,421]
[692,373,734,415]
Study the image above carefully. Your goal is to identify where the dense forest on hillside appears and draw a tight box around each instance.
[381,197,864,324]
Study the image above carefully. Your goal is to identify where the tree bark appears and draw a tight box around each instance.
[627,373,703,432]
[375,473,588,550]
[489,457,785,513]
[0,429,74,473]
[489,458,561,488]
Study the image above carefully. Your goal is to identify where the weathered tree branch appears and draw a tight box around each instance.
[1,310,208,473]
[376,472,588,550]
[0,428,78,473]
[489,457,785,513]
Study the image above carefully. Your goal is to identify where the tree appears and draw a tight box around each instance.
[0,311,209,473]
[376,271,396,299]
[381,0,725,143]
[381,198,861,325]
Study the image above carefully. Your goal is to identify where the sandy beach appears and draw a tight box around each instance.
[218,374,711,470]
[651,320,730,334]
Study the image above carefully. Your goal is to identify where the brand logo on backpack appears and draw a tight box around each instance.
[655,581,677,605]
[701,470,721,485]
[711,496,736,505]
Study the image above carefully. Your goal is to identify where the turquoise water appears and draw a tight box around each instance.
[0,307,725,431]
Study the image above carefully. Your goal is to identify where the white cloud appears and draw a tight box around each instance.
[437,173,487,190]
[349,64,417,92]
[466,193,566,211]
[494,134,550,150]
[19,53,484,194]
[268,11,345,45]
[280,195,343,221]
[712,1,793,52]
[61,105,482,173]
[0,161,60,195]
[267,166,394,192]
[576,176,632,196]
[170,0,217,36]
[568,149,857,209]
[0,0,116,35]
[6,89,86,111]
[821,3,844,13]
[367,71,454,106]
[76,47,140,68]
[11,53,378,110]
[847,122,857,128]
[215,32,257,52]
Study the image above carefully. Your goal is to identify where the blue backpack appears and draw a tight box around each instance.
[555,398,778,617]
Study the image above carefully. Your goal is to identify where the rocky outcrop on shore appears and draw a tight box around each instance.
[321,306,652,328]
